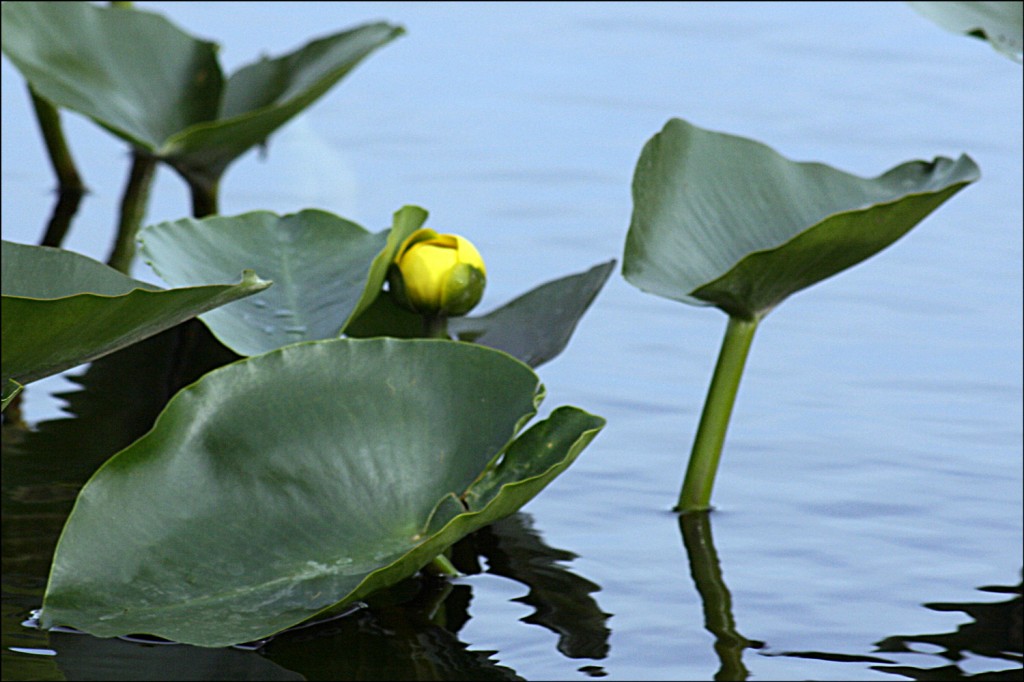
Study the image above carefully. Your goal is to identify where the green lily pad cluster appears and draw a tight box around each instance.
[1,0,990,653]
[3,202,613,646]
[2,1,613,649]
[0,1,404,197]
[138,205,615,364]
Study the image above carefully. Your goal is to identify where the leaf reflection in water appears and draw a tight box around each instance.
[460,512,613,661]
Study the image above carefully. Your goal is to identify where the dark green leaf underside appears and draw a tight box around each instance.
[623,118,979,319]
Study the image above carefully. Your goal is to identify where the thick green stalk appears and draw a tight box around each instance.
[106,151,157,274]
[678,315,758,513]
[399,310,458,585]
[422,314,450,340]
[425,554,461,578]
[29,87,87,248]
[187,176,220,218]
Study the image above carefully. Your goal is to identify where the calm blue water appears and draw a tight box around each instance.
[2,2,1021,680]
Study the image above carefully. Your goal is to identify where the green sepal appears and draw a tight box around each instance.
[442,264,486,317]
[386,262,416,313]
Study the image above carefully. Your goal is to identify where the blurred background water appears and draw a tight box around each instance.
[2,2,1021,680]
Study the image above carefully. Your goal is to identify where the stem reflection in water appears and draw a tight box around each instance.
[679,511,763,681]
[29,87,86,249]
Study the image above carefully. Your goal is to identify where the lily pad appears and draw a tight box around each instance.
[623,118,980,320]
[347,260,616,368]
[140,206,425,356]
[0,2,403,187]
[908,1,1023,62]
[1,240,270,386]
[39,338,604,648]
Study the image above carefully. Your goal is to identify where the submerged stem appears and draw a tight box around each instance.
[677,315,758,513]
[106,151,157,274]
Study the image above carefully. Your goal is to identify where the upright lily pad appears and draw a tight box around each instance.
[1,240,270,387]
[623,118,980,320]
[622,118,980,512]
[140,206,425,356]
[0,2,403,188]
[39,338,604,648]
[908,1,1023,62]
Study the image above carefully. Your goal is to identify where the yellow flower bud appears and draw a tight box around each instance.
[388,228,487,317]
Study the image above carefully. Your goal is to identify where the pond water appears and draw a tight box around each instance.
[2,2,1021,680]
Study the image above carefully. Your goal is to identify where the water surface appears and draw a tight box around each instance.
[2,2,1021,680]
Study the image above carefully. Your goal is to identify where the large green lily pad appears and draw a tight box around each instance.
[0,2,403,187]
[39,338,604,648]
[1,240,269,387]
[140,206,425,356]
[623,118,980,320]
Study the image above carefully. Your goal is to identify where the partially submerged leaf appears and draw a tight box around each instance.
[1,241,270,386]
[623,118,980,320]
[139,206,425,356]
[40,338,604,648]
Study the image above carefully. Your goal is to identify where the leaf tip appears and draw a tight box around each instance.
[239,269,273,291]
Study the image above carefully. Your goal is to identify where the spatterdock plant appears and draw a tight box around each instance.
[0,1,402,268]
[622,118,980,513]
